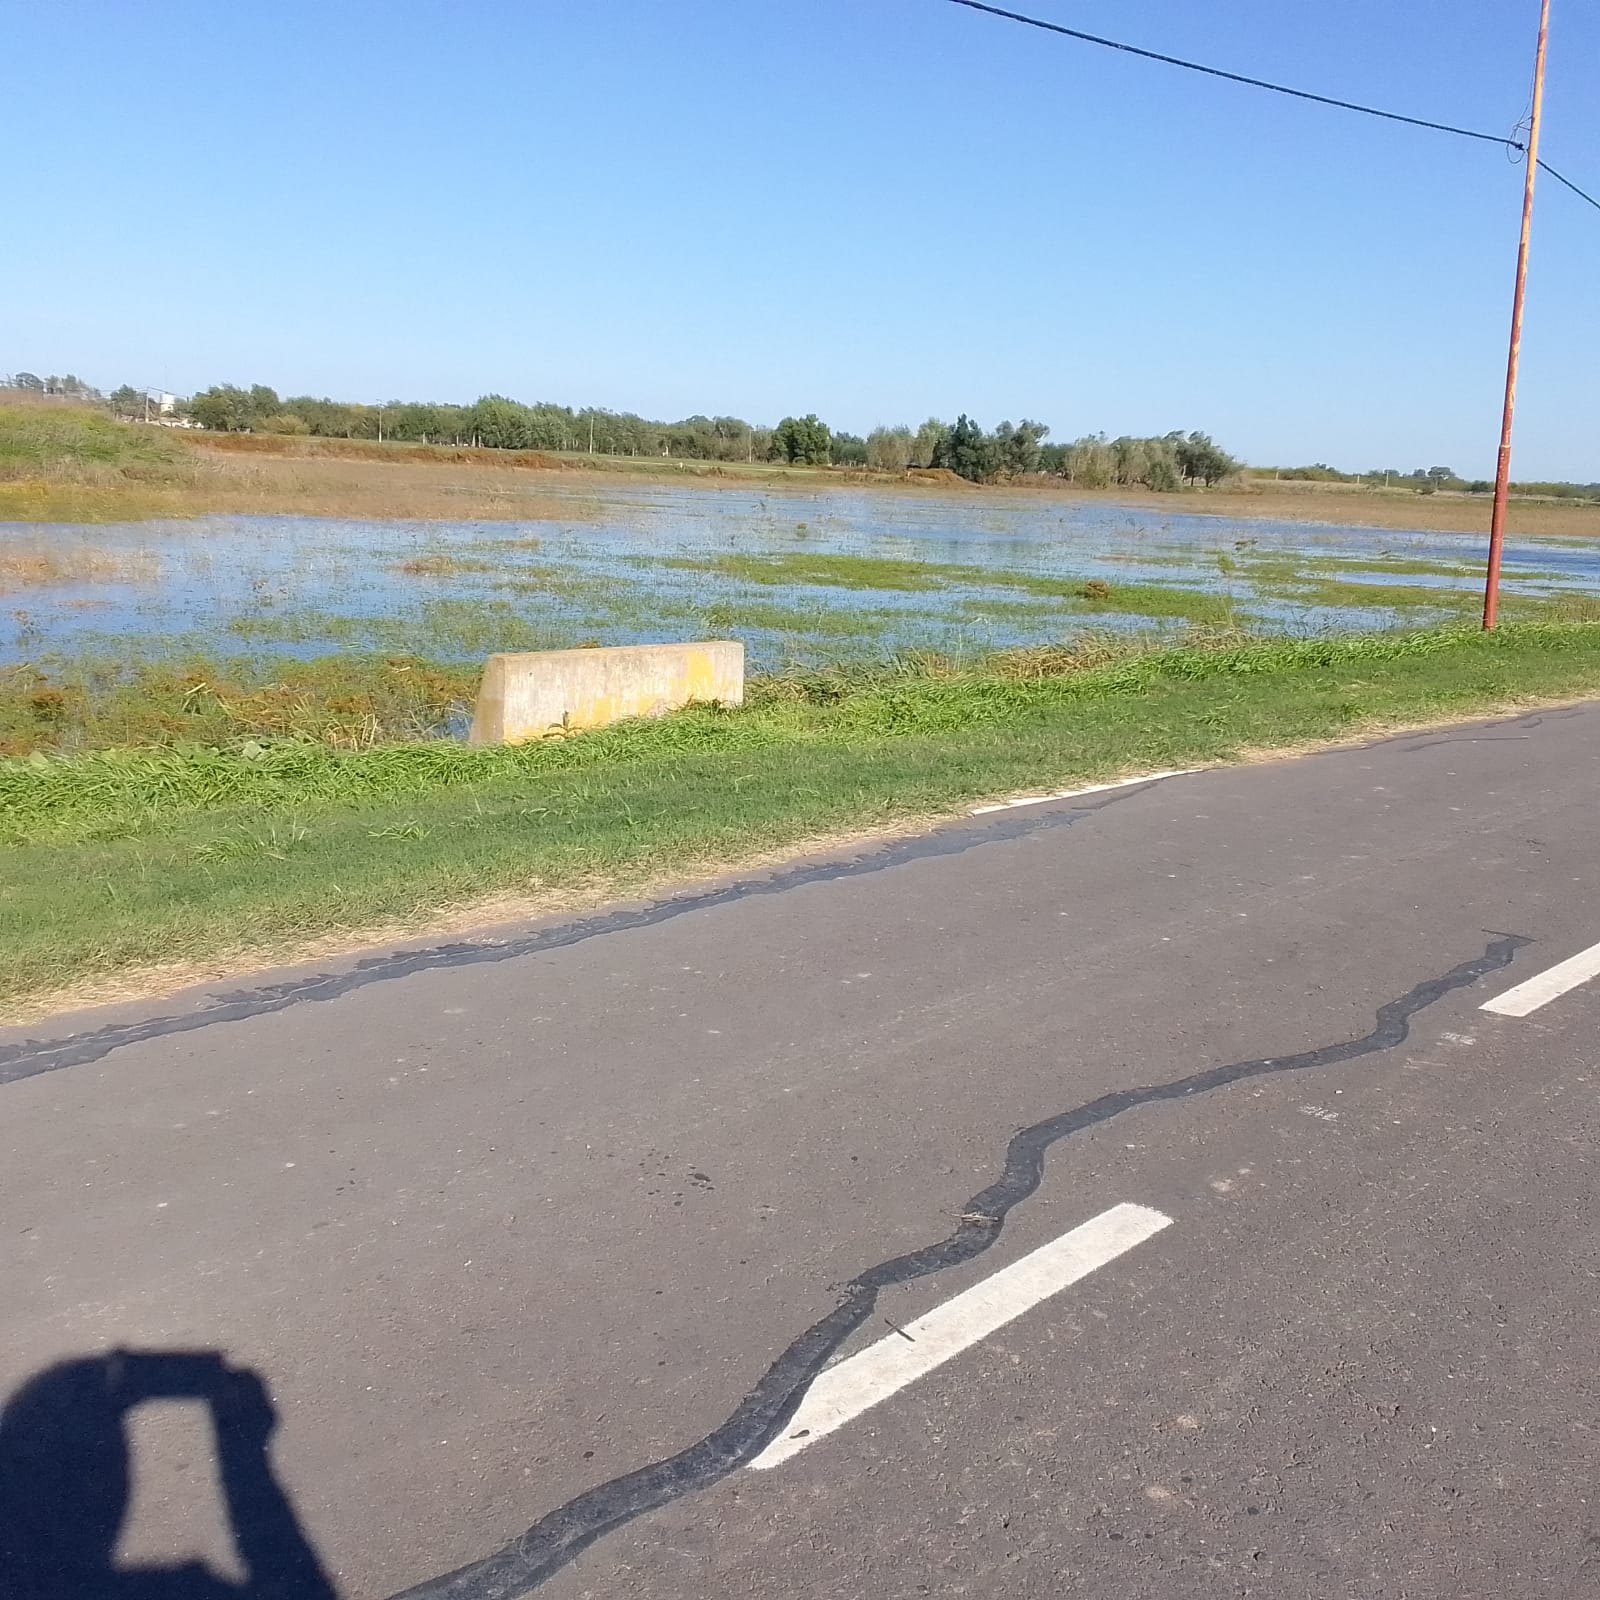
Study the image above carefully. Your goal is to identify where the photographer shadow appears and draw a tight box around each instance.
[0,1349,337,1599]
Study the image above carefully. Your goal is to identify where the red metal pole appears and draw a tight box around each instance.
[1484,0,1550,629]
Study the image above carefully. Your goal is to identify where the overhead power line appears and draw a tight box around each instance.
[944,0,1600,213]
[945,0,1518,147]
[1538,160,1600,212]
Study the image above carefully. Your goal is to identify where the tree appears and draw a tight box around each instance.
[911,418,948,468]
[11,372,44,392]
[771,414,831,465]
[831,431,868,467]
[933,414,999,482]
[993,418,1048,477]
[1145,454,1181,492]
[109,385,145,418]
[281,395,364,437]
[466,394,535,450]
[1065,434,1113,488]
[189,384,261,432]
[867,425,914,472]
[1173,430,1238,487]
[1427,465,1456,486]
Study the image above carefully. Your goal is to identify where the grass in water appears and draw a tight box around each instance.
[394,553,494,577]
[657,551,1237,623]
[656,551,952,591]
[3,622,1599,1008]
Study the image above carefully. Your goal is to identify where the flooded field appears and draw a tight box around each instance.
[4,481,1599,672]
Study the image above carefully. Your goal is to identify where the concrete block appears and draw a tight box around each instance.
[469,641,744,744]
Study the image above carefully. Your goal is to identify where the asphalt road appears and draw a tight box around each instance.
[4,703,1600,1599]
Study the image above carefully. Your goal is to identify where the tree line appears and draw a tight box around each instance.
[1269,460,1600,499]
[173,383,1241,488]
[12,371,1594,497]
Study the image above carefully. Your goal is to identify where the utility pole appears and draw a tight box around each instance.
[1483,0,1550,629]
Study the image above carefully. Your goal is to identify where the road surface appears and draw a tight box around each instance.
[4,703,1600,1598]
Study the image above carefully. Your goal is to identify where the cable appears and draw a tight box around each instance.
[946,0,1600,216]
[1539,159,1600,213]
[944,0,1521,151]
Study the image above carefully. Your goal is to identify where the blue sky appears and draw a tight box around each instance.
[4,1,1594,477]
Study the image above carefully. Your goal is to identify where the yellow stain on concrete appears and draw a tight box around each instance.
[470,641,744,744]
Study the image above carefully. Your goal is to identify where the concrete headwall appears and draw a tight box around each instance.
[469,641,744,744]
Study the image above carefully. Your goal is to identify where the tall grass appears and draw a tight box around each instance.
[5,622,1594,849]
[0,405,188,479]
[0,654,479,758]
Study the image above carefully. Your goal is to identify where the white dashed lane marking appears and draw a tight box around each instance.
[749,1202,1173,1470]
[970,769,1198,814]
[1481,937,1600,1017]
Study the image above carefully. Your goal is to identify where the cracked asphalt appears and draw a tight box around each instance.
[3,702,1599,1598]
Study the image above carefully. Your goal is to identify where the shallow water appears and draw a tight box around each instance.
[3,483,1596,671]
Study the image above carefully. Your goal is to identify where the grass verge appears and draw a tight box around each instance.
[3,623,1599,1014]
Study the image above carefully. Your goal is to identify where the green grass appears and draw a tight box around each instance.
[0,405,196,520]
[1065,580,1236,622]
[699,599,922,638]
[1515,592,1600,623]
[655,551,953,590]
[0,405,186,477]
[1234,555,1477,613]
[655,550,1238,623]
[1336,555,1481,579]
[1238,550,1481,582]
[1259,576,1478,612]
[1231,552,1600,624]
[4,622,1600,1008]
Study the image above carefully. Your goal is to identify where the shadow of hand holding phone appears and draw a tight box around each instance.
[0,1349,338,1599]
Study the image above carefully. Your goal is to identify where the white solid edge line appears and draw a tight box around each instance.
[1480,937,1600,1017]
[971,768,1198,814]
[748,1202,1173,1471]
